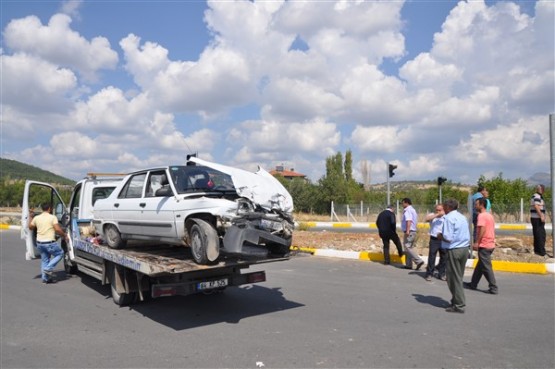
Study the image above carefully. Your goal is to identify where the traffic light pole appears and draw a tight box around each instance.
[387,169,391,205]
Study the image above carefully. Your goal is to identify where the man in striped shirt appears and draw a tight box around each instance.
[530,184,547,257]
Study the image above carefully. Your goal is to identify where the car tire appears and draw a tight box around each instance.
[105,224,126,249]
[189,219,220,265]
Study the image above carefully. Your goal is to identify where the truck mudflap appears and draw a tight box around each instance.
[151,270,266,298]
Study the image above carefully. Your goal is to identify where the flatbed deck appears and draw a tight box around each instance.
[72,236,288,277]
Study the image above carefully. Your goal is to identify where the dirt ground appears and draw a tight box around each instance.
[292,229,554,264]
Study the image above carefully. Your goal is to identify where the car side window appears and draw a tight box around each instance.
[146,171,168,197]
[118,174,146,199]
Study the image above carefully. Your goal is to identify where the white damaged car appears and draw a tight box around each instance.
[93,157,295,264]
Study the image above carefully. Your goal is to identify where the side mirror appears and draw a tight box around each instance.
[61,213,70,228]
[155,185,173,197]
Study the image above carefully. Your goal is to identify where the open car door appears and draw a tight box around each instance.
[21,180,68,260]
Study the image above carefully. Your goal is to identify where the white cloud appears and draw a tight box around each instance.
[3,14,118,80]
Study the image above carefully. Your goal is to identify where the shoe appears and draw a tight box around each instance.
[463,282,477,290]
[425,275,432,281]
[486,289,498,295]
[44,270,56,278]
[445,306,465,314]
[440,275,447,281]
[384,261,390,265]
[42,279,57,284]
[415,261,424,271]
[403,266,413,270]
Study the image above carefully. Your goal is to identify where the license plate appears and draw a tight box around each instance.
[197,278,228,290]
[261,219,281,231]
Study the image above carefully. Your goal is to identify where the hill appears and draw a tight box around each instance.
[0,158,75,185]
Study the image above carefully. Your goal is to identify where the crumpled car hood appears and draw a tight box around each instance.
[189,157,294,214]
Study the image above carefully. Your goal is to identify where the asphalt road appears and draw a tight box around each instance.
[1,229,554,368]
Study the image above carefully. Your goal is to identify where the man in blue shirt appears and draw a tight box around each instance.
[438,198,470,313]
[401,198,424,270]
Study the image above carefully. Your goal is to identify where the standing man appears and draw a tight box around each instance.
[376,205,404,265]
[465,197,498,294]
[29,203,67,284]
[437,198,470,314]
[530,184,547,257]
[472,186,491,241]
[425,204,446,281]
[401,198,424,270]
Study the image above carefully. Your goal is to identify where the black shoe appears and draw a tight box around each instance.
[463,282,477,290]
[42,279,57,284]
[445,306,465,314]
[486,289,498,295]
[403,266,413,270]
[384,261,390,265]
[415,261,424,271]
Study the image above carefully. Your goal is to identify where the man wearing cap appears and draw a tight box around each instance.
[530,184,547,257]
[29,203,68,284]
[376,205,404,265]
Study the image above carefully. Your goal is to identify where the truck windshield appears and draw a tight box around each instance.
[169,165,235,194]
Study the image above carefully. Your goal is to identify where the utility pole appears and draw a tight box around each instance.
[387,163,397,205]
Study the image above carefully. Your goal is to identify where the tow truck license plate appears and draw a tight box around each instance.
[197,278,228,290]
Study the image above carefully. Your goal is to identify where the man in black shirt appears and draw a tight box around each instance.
[376,205,404,265]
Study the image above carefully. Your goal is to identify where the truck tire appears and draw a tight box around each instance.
[105,224,126,249]
[110,264,136,306]
[189,219,219,265]
[63,251,78,274]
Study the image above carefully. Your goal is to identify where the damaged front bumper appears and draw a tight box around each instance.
[221,213,294,257]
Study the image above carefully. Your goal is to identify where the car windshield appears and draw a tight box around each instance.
[169,165,235,194]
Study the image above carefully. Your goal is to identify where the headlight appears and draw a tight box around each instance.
[236,198,254,215]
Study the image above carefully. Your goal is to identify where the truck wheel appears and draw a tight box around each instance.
[189,219,219,265]
[110,265,136,306]
[111,283,136,306]
[63,252,78,274]
[105,224,126,249]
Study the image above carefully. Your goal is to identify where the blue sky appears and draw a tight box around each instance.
[1,0,553,186]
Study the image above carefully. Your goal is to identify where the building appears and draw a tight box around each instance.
[269,165,307,181]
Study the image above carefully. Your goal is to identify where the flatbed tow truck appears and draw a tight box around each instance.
[22,176,290,306]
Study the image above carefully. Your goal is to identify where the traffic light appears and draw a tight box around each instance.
[388,164,397,178]
[437,176,447,186]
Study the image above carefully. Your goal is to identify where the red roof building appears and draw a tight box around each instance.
[269,165,306,180]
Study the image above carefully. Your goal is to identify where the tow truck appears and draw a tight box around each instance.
[21,174,290,306]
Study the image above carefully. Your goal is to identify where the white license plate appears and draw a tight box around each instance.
[261,219,281,231]
[197,278,228,290]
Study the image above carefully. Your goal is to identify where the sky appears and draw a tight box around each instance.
[1,0,553,186]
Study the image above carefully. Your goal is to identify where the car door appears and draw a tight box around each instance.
[21,181,68,260]
[139,170,178,239]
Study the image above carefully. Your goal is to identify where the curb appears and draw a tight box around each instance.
[291,247,555,275]
[0,224,21,231]
[5,224,552,275]
[298,221,551,231]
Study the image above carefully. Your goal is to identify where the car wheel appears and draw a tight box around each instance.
[105,224,126,249]
[189,219,220,265]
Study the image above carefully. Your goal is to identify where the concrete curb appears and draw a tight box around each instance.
[0,224,21,231]
[5,223,552,275]
[291,246,555,275]
[298,221,552,231]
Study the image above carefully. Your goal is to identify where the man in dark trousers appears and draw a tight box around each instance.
[376,205,404,265]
